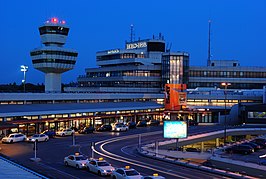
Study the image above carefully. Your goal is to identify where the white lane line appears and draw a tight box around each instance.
[38,162,80,179]
[93,133,190,179]
[121,145,137,158]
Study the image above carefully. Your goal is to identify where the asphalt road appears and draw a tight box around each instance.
[0,125,229,179]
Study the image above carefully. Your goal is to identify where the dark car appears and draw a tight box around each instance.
[127,121,136,129]
[96,124,112,132]
[188,120,198,126]
[78,126,95,134]
[147,120,160,126]
[242,142,261,151]
[225,144,254,155]
[41,130,56,138]
[70,126,79,132]
[252,138,266,148]
[185,147,200,152]
[137,120,147,127]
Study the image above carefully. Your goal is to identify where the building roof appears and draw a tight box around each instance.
[0,156,48,179]
[0,101,164,117]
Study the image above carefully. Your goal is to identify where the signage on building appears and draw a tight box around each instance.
[126,42,147,50]
[107,49,120,54]
[164,84,187,111]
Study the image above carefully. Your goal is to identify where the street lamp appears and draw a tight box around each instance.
[221,82,231,144]
[20,65,28,93]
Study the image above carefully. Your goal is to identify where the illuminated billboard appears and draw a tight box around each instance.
[163,121,187,139]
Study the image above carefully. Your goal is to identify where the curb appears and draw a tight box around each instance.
[137,148,257,179]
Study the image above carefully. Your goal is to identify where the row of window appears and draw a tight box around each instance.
[84,70,161,78]
[39,26,69,35]
[79,81,161,88]
[190,70,266,78]
[188,82,265,89]
[31,50,78,57]
[32,59,76,65]
[3,107,163,122]
[97,53,145,61]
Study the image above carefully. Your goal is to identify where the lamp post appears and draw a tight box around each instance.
[221,82,231,144]
[20,65,28,93]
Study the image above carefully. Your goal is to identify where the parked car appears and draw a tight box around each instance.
[185,147,200,152]
[242,142,261,151]
[86,157,115,176]
[112,123,129,132]
[64,153,88,169]
[147,120,160,126]
[137,120,147,127]
[96,124,112,132]
[252,138,266,148]
[41,130,56,138]
[56,129,74,136]
[111,166,142,179]
[70,126,79,132]
[225,144,254,155]
[1,133,26,143]
[27,134,49,142]
[78,126,95,134]
[127,121,137,129]
[188,120,198,126]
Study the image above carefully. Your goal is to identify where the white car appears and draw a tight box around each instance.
[27,134,49,142]
[141,173,165,179]
[111,166,143,179]
[64,153,88,169]
[56,129,74,136]
[86,158,115,176]
[1,133,26,143]
[112,124,129,132]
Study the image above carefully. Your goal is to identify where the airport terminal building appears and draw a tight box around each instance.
[0,19,266,135]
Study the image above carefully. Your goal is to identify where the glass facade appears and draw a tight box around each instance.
[39,26,69,35]
[189,64,266,89]
[161,53,189,88]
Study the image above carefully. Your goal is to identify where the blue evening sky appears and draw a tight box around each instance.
[0,0,265,84]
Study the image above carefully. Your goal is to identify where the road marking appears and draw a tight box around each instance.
[121,145,137,158]
[93,132,190,179]
[37,162,80,179]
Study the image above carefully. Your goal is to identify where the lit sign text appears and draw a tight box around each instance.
[107,49,120,54]
[126,42,147,49]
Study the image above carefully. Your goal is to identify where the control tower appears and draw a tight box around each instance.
[30,18,78,93]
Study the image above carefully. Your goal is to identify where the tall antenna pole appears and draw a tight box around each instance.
[207,20,211,66]
[130,24,135,42]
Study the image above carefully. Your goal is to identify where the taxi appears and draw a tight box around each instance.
[86,157,115,176]
[141,173,166,179]
[64,153,88,169]
[111,166,143,179]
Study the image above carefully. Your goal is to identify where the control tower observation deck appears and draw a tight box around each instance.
[30,18,78,93]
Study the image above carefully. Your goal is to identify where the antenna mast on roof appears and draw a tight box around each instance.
[130,24,135,42]
[207,20,212,66]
